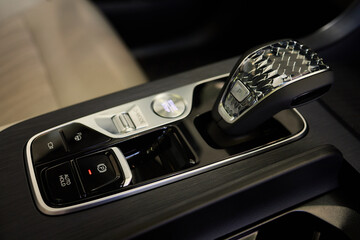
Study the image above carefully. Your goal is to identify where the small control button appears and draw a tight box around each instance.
[44,162,81,204]
[62,123,111,153]
[116,113,136,133]
[152,93,186,118]
[113,105,148,134]
[76,151,121,193]
[31,131,67,164]
[230,80,250,102]
[127,105,148,129]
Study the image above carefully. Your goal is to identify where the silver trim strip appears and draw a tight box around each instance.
[74,74,230,139]
[25,73,307,215]
[112,147,132,186]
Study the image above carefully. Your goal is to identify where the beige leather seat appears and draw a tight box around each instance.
[0,0,147,130]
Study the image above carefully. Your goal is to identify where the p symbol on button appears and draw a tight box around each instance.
[97,163,107,173]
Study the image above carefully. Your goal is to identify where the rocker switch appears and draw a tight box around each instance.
[113,105,148,133]
[116,113,136,133]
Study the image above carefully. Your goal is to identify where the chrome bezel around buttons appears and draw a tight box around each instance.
[25,73,307,215]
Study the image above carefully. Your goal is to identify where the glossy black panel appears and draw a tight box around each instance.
[43,161,81,204]
[76,151,120,193]
[62,123,111,153]
[31,130,67,164]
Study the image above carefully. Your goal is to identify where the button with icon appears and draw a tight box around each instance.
[96,163,107,173]
[62,123,111,153]
[44,161,81,204]
[75,150,121,193]
[31,123,111,165]
[31,130,67,164]
[152,93,186,118]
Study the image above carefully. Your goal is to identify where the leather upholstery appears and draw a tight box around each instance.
[0,0,147,128]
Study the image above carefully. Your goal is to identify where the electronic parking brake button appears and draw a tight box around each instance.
[44,161,81,204]
[76,151,121,193]
[62,123,111,153]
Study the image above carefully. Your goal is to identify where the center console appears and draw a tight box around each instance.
[1,39,358,239]
[25,74,309,215]
[26,40,342,218]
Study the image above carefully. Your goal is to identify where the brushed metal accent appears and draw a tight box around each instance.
[112,147,132,187]
[25,74,307,215]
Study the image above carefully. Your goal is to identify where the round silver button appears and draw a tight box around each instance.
[152,93,186,118]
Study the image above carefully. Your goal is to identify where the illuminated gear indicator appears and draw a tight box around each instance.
[152,93,186,118]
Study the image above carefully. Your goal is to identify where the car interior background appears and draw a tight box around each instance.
[0,0,360,239]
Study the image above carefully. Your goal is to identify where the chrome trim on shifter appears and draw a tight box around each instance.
[218,40,330,124]
[112,147,132,187]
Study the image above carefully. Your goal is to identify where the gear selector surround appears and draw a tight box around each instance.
[213,40,333,136]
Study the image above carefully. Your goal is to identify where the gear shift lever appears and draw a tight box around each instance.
[212,39,333,136]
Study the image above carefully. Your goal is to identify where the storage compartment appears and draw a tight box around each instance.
[118,127,197,184]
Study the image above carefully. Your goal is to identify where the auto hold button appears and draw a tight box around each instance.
[44,161,81,204]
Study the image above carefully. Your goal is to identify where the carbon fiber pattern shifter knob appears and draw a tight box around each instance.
[212,39,334,136]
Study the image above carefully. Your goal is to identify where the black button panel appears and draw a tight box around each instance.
[29,122,127,206]
[43,162,81,204]
[31,130,67,164]
[31,123,111,164]
[62,123,111,153]
[28,120,192,214]
[76,151,121,193]
[38,148,126,206]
